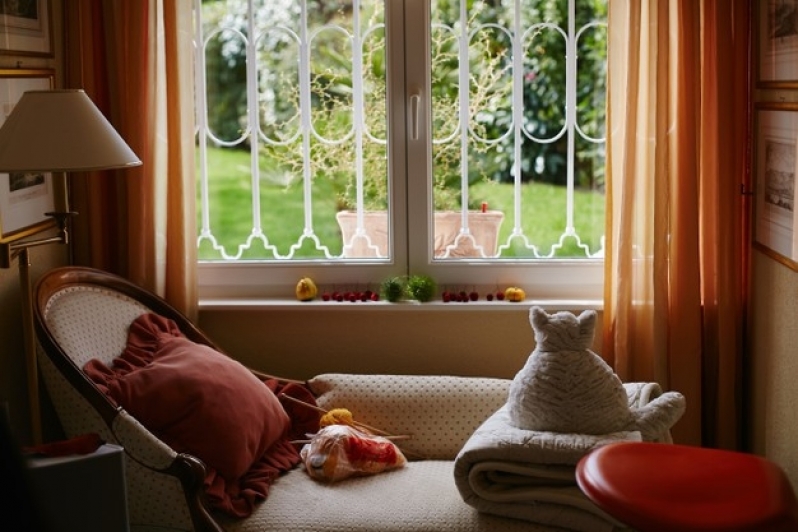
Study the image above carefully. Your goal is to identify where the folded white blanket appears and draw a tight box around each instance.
[454,382,668,532]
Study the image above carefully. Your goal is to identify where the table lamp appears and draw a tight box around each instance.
[0,90,141,444]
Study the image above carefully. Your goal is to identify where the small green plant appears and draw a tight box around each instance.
[380,276,405,302]
[406,274,437,302]
[261,8,507,213]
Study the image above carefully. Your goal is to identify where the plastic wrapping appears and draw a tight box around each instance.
[300,424,407,482]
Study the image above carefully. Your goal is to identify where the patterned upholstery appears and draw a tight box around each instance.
[310,373,510,460]
[35,270,203,532]
[41,287,148,367]
[217,461,556,532]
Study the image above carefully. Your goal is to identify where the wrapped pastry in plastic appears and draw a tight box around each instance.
[300,424,407,482]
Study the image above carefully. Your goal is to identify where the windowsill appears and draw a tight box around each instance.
[198,298,603,311]
[198,259,605,303]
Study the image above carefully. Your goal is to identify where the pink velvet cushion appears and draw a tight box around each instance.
[107,335,289,480]
[84,313,305,517]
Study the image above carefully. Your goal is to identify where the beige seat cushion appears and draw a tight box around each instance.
[216,460,560,532]
[308,373,511,460]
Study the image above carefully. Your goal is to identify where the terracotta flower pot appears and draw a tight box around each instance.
[336,210,504,258]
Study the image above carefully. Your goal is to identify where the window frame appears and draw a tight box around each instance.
[196,0,605,305]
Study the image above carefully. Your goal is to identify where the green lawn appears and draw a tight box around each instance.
[197,147,605,259]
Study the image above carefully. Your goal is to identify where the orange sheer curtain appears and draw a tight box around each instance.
[64,0,197,319]
[604,0,751,447]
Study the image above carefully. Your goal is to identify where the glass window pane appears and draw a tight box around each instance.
[428,0,606,261]
[196,0,389,261]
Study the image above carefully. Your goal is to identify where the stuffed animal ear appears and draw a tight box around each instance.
[530,306,549,329]
[578,310,597,338]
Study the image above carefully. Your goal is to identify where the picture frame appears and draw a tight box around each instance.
[757,0,798,88]
[0,69,64,246]
[0,0,52,57]
[753,103,798,271]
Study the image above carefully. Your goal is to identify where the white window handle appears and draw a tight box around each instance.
[410,93,421,140]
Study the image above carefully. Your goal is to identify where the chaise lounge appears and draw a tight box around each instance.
[34,267,667,532]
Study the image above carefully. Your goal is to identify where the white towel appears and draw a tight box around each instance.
[453,382,671,532]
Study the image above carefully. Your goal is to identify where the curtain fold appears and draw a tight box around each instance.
[64,0,197,320]
[604,0,750,447]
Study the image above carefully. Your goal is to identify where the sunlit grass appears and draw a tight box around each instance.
[197,146,605,260]
[475,179,605,257]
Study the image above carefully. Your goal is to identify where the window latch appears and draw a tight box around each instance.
[410,93,421,141]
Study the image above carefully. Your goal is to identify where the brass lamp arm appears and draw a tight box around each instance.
[1,211,76,269]
[11,234,67,253]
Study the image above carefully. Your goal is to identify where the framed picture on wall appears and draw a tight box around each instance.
[757,0,798,88]
[0,69,65,246]
[753,103,798,270]
[0,0,52,57]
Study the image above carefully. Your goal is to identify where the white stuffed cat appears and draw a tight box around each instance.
[507,306,685,440]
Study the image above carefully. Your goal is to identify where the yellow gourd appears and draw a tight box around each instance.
[295,277,318,301]
[504,286,526,302]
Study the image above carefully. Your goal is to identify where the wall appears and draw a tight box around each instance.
[750,246,798,489]
[0,1,65,446]
[198,305,603,381]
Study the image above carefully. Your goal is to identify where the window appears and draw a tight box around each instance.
[195,0,606,301]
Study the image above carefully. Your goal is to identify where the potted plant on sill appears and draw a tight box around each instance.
[329,99,506,259]
[268,10,506,258]
[334,194,506,259]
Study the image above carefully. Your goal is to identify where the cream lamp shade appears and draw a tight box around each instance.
[0,89,141,172]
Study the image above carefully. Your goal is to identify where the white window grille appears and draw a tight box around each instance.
[195,0,606,301]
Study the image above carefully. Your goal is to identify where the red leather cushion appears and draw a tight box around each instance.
[576,442,798,532]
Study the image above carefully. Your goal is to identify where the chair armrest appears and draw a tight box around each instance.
[112,411,223,532]
[308,373,510,460]
[112,410,179,470]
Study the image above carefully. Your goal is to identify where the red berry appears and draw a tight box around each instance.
[496,291,505,301]
[469,291,479,301]
[370,292,380,301]
[486,293,494,301]
[322,292,331,301]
